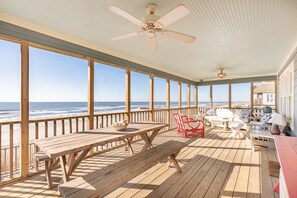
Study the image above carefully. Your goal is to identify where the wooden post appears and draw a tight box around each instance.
[195,86,198,114]
[149,75,154,121]
[251,82,254,112]
[20,41,29,178]
[229,83,232,108]
[178,82,182,110]
[87,59,94,156]
[166,79,170,129]
[187,84,191,116]
[210,84,213,108]
[88,59,94,130]
[125,70,131,122]
[274,80,278,112]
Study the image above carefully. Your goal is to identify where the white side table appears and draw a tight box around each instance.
[249,121,271,131]
[248,129,274,151]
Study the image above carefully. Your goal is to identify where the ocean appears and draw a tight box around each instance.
[0,101,250,121]
[0,101,196,121]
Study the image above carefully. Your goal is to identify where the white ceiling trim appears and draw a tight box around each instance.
[0,14,196,81]
[278,40,297,75]
[201,72,277,83]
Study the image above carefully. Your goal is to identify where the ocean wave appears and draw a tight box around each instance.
[0,102,168,121]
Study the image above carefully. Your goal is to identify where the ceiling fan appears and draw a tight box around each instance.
[109,4,196,51]
[201,68,241,81]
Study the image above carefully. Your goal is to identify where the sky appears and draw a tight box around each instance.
[0,39,250,103]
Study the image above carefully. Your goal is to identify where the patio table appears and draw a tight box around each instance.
[206,117,232,131]
[35,122,167,187]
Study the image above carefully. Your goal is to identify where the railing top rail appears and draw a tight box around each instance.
[130,109,151,113]
[0,111,127,125]
[153,108,169,112]
[94,111,127,116]
[0,120,21,125]
[170,107,196,110]
[28,114,89,123]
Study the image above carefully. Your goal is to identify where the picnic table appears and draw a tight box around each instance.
[35,122,167,187]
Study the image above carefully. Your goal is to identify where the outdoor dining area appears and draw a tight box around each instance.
[0,119,280,198]
[1,0,297,198]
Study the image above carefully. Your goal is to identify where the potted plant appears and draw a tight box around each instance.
[263,106,272,114]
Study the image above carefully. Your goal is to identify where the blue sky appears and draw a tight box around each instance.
[0,39,250,103]
[0,40,20,102]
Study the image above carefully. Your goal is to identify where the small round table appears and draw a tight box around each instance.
[229,122,245,139]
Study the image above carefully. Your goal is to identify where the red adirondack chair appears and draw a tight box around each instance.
[173,113,205,138]
[173,113,183,135]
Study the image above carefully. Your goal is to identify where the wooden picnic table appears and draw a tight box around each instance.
[35,122,167,187]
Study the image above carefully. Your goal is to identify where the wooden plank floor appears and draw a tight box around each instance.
[0,128,279,198]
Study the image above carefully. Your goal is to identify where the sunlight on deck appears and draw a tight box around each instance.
[0,128,279,198]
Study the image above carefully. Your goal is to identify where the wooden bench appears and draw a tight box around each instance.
[34,152,59,189]
[58,140,185,198]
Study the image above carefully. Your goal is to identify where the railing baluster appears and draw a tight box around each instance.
[96,116,98,129]
[100,116,103,128]
[75,118,78,132]
[62,119,65,135]
[105,116,108,128]
[69,119,72,133]
[45,121,48,138]
[14,147,17,171]
[82,118,85,131]
[34,122,39,171]
[53,120,57,136]
[9,124,13,179]
[29,143,33,168]
[4,149,7,174]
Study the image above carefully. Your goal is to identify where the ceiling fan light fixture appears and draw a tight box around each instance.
[110,4,195,51]
[146,4,158,15]
[217,72,226,78]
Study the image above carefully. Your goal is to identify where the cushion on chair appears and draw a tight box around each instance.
[216,109,234,118]
[261,114,272,124]
[206,109,215,116]
[234,109,241,119]
[239,109,250,120]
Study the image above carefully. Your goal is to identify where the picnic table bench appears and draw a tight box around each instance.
[59,140,185,198]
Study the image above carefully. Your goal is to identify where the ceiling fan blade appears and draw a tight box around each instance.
[148,34,157,51]
[109,6,143,26]
[156,5,190,27]
[162,30,196,43]
[111,31,142,40]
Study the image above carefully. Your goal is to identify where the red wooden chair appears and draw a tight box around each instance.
[173,113,205,138]
[173,113,183,135]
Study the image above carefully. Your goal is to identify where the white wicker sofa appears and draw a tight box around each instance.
[204,108,250,130]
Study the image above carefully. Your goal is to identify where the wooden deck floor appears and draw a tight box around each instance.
[0,128,279,198]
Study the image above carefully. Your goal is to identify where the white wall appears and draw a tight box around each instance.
[279,60,295,136]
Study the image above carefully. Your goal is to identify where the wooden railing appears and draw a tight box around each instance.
[197,106,269,119]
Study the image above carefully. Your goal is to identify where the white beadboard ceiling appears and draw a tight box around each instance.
[1,0,297,81]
